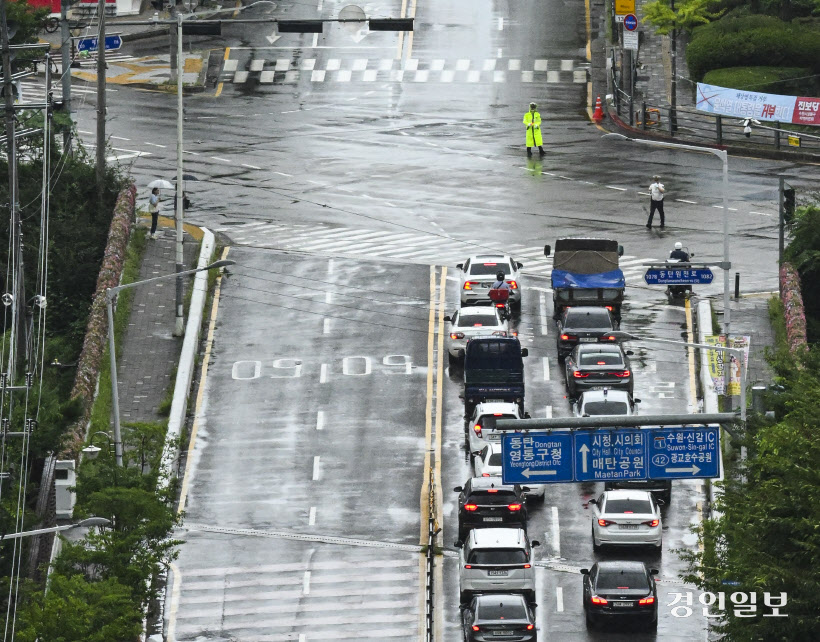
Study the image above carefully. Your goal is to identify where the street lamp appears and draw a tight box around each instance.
[0,517,111,542]
[82,431,114,461]
[105,259,235,466]
[601,132,733,397]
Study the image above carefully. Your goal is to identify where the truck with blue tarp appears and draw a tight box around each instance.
[544,238,625,321]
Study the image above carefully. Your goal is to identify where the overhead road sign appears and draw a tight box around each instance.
[369,18,414,31]
[501,433,574,485]
[491,412,738,431]
[182,22,221,36]
[278,20,324,33]
[644,267,714,285]
[76,35,122,53]
[500,427,722,484]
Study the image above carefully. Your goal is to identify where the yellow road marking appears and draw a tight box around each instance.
[584,0,592,62]
[397,0,409,59]
[176,246,230,515]
[433,266,446,639]
[233,0,241,17]
[216,46,230,98]
[167,561,183,641]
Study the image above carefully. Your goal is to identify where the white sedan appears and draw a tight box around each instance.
[573,389,640,417]
[456,254,523,308]
[590,489,663,551]
[473,443,546,503]
[445,307,508,360]
[466,402,523,453]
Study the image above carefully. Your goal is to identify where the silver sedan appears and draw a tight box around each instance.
[457,254,523,308]
[445,307,508,360]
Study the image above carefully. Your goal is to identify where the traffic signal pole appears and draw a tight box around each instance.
[96,0,107,215]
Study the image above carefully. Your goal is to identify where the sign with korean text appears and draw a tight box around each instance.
[704,335,750,396]
[697,83,820,126]
[644,267,714,285]
[77,35,123,53]
[501,433,573,485]
[647,427,720,479]
[623,31,639,51]
[574,429,646,482]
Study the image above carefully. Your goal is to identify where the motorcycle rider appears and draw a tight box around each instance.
[491,271,511,291]
[669,242,690,262]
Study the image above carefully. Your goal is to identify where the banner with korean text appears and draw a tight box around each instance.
[704,335,751,396]
[696,83,820,126]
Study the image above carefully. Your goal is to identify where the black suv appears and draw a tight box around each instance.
[454,477,528,542]
[556,306,618,359]
[461,593,537,641]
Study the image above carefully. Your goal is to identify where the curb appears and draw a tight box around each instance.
[156,227,214,496]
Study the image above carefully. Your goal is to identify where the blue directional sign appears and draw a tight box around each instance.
[647,427,720,479]
[574,430,647,481]
[77,35,123,53]
[623,14,638,31]
[644,267,714,285]
[501,433,574,485]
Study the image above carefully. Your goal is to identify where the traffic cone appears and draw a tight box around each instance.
[592,95,605,123]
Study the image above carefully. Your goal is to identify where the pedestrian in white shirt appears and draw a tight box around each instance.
[646,175,665,229]
[148,188,161,239]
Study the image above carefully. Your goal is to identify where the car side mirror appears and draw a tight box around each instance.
[618,244,624,256]
[531,540,541,547]
[544,244,551,257]
[689,252,695,258]
[580,568,590,575]
[454,540,463,548]
[656,498,666,506]
[588,498,597,505]
[626,350,634,355]
[516,262,523,269]
[471,451,481,457]
[454,486,463,492]
[456,263,464,270]
[582,413,590,417]
[634,398,642,404]
[524,412,531,419]
[650,569,660,575]
[521,348,529,357]
[521,486,531,492]
[444,315,452,322]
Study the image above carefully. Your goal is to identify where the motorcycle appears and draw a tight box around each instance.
[666,248,695,301]
[489,287,512,321]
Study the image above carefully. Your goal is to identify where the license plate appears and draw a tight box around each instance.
[483,516,503,522]
[613,601,633,608]
[619,524,638,530]
[490,631,515,636]
[579,337,597,342]
[488,570,508,576]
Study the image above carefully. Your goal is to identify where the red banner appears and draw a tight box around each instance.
[793,98,820,126]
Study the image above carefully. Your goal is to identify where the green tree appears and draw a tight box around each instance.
[14,574,141,642]
[642,0,723,34]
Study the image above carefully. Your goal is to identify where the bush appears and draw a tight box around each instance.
[687,15,820,80]
[702,66,818,95]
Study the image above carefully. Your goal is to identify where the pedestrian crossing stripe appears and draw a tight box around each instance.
[226,68,586,84]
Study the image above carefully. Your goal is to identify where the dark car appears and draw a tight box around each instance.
[556,306,618,359]
[454,478,528,542]
[581,560,659,630]
[564,343,634,399]
[461,593,537,642]
[605,478,672,504]
[463,337,528,416]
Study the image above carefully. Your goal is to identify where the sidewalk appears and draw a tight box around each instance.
[117,218,198,425]
[714,294,776,389]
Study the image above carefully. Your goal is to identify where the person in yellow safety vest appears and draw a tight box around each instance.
[523,102,545,157]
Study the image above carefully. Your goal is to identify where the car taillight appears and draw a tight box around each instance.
[487,489,498,493]
[495,303,505,309]
[639,596,655,605]
[463,281,478,290]
[591,596,608,605]
[473,424,482,436]
[573,371,590,378]
[482,473,491,477]
[605,306,613,311]
[450,332,464,339]
[643,519,659,527]
[464,504,478,511]
[472,625,480,632]
[492,331,507,336]
[597,519,614,527]
[603,335,616,341]
[526,624,534,630]
[507,280,518,289]
[464,564,472,569]
[614,370,631,377]
[523,564,531,569]
[508,503,522,511]
[560,334,576,341]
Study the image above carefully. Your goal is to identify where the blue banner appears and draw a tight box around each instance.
[551,269,625,290]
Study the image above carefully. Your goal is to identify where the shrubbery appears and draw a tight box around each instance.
[702,65,818,95]
[686,15,820,80]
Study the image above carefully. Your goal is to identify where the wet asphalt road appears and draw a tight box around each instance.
[60,0,818,639]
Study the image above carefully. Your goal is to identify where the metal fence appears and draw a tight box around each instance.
[424,466,438,641]
[612,87,820,155]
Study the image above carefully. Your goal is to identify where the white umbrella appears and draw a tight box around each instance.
[147,179,175,189]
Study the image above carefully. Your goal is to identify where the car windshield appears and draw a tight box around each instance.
[468,491,517,505]
[465,342,522,369]
[488,452,503,466]
[470,262,509,276]
[479,414,517,425]
[605,498,653,514]
[566,310,611,328]
[469,549,528,564]
[579,352,623,366]
[458,313,498,327]
[477,600,528,621]
[596,569,649,590]
[583,401,628,415]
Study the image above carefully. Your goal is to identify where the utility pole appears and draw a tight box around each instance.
[1,0,25,381]
[95,0,106,215]
[60,0,72,152]
[670,0,677,132]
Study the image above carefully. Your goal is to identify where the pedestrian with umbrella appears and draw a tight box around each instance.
[146,179,176,239]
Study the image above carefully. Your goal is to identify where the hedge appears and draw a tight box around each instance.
[687,16,820,81]
[702,66,817,96]
[779,262,808,354]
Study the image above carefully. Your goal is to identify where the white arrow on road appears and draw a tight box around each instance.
[521,468,557,478]
[665,464,701,475]
[266,32,281,44]
[579,444,590,473]
[350,29,368,43]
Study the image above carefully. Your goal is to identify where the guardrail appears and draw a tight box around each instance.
[425,466,438,641]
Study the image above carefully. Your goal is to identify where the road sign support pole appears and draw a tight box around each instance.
[174,14,184,337]
[96,0,107,217]
[60,0,72,153]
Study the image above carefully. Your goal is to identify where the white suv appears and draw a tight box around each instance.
[466,402,522,452]
[457,528,540,604]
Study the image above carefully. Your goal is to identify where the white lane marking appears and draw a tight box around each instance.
[211,156,230,162]
[312,32,319,48]
[713,205,738,211]
[312,456,320,481]
[638,191,650,196]
[542,357,550,381]
[110,135,130,141]
[303,571,311,595]
[551,506,561,557]
[323,318,330,334]
[545,405,553,418]
[539,292,548,335]
[320,363,328,383]
[316,411,325,431]
[183,151,200,156]
[606,185,628,191]
[308,507,316,526]
[497,17,503,30]
[144,142,166,148]
[299,634,306,642]
[556,586,564,612]
[749,211,772,217]
[676,199,697,204]
[273,171,292,177]
[325,291,332,304]
[241,163,261,170]
[328,259,334,275]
